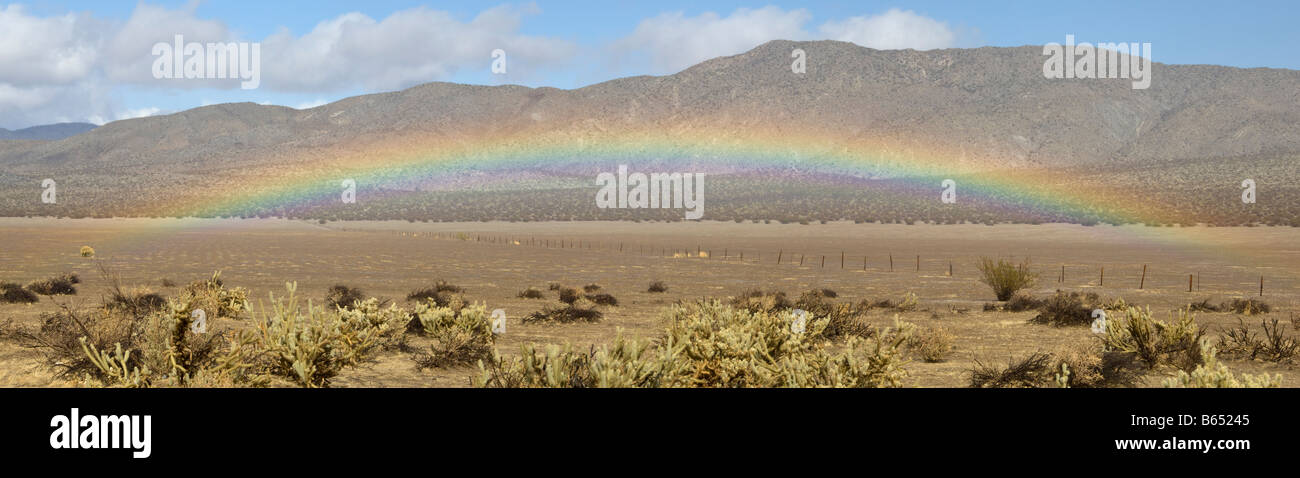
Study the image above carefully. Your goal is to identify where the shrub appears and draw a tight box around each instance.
[1223,298,1270,315]
[517,287,545,299]
[0,281,38,304]
[523,303,603,324]
[26,273,78,296]
[1029,291,1098,326]
[907,325,954,362]
[407,281,466,307]
[411,302,495,368]
[1101,307,1205,370]
[180,271,249,319]
[740,290,873,340]
[557,287,581,305]
[582,283,602,293]
[105,287,167,315]
[1216,318,1298,362]
[1187,298,1222,312]
[584,293,619,306]
[1162,345,1282,388]
[250,282,390,387]
[325,285,366,310]
[80,246,94,257]
[1051,343,1143,388]
[976,257,1037,301]
[478,301,910,388]
[970,353,1055,388]
[647,281,668,293]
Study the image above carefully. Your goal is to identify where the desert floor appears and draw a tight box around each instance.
[1,218,1297,387]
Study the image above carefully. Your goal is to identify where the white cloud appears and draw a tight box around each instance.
[819,9,955,51]
[116,106,161,120]
[613,6,812,74]
[612,7,958,74]
[260,5,577,92]
[294,98,331,110]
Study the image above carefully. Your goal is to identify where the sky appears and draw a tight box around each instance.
[0,0,1296,130]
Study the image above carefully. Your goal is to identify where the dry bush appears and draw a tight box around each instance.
[478,301,909,388]
[1223,298,1270,315]
[557,287,581,305]
[970,353,1055,388]
[1102,307,1205,371]
[411,302,495,369]
[737,289,873,340]
[79,246,95,257]
[407,280,465,306]
[1029,291,1100,327]
[584,293,619,306]
[325,284,366,310]
[1187,298,1222,312]
[105,287,167,316]
[517,287,545,299]
[1052,343,1143,388]
[985,293,1043,312]
[907,325,954,362]
[523,303,603,324]
[0,281,38,304]
[582,283,602,293]
[1216,318,1298,362]
[179,271,249,319]
[976,257,1037,301]
[25,273,79,296]
[647,281,668,293]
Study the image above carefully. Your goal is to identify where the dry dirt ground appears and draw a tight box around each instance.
[1,218,1297,387]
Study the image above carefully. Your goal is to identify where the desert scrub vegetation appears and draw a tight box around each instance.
[407,280,465,307]
[976,257,1037,301]
[905,323,954,362]
[325,284,366,310]
[249,282,402,387]
[524,301,604,324]
[410,301,496,368]
[477,301,910,388]
[0,281,39,304]
[1028,291,1101,326]
[1215,318,1298,362]
[1223,298,1270,315]
[517,287,545,299]
[25,273,79,296]
[971,342,1145,388]
[1162,346,1281,388]
[1101,307,1205,371]
[647,281,668,293]
[179,271,249,319]
[79,246,94,257]
[970,352,1056,388]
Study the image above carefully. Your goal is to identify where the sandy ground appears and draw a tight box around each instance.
[1,218,1296,387]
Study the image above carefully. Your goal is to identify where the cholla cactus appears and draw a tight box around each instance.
[79,245,95,257]
[412,301,495,368]
[1163,343,1282,388]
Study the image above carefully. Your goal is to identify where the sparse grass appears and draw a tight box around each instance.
[647,281,668,293]
[976,257,1037,301]
[517,287,545,299]
[0,281,39,304]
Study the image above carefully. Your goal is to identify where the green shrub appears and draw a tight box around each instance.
[479,301,910,388]
[1101,307,1205,370]
[976,257,1037,301]
[250,282,389,387]
[411,302,496,368]
[1162,345,1282,388]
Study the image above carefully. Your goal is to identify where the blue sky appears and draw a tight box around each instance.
[1,1,1296,129]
